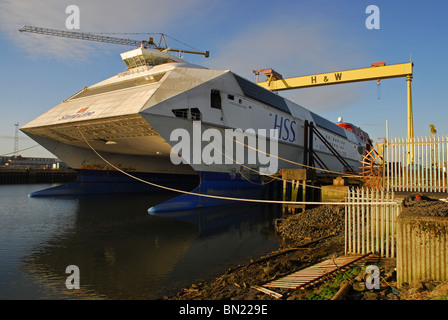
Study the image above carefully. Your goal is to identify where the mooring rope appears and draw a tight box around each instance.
[220,127,362,177]
[192,123,361,193]
[76,126,396,205]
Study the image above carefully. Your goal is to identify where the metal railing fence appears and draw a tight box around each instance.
[345,187,401,258]
[384,136,448,192]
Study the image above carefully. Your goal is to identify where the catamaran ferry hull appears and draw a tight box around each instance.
[21,47,371,210]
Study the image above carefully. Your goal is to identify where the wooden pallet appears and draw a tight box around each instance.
[263,253,371,289]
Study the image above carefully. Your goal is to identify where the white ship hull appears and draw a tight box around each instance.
[21,47,369,206]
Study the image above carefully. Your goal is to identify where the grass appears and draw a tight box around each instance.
[306,266,362,300]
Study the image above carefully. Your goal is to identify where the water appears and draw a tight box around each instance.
[0,184,281,300]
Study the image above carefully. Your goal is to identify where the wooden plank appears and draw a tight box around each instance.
[276,277,312,281]
[264,253,371,289]
[291,268,334,273]
[279,273,327,278]
[266,285,297,289]
[268,279,310,284]
[251,285,283,299]
[282,169,308,181]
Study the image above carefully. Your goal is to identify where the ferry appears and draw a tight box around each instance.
[21,46,371,211]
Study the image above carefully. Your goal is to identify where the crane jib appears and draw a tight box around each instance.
[18,25,209,57]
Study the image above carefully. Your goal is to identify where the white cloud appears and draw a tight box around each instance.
[204,16,367,112]
[285,83,367,112]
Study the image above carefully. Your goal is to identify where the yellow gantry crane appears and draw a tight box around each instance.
[430,124,438,167]
[254,61,415,164]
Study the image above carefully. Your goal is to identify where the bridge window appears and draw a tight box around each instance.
[172,108,189,119]
[191,108,201,120]
[211,90,222,109]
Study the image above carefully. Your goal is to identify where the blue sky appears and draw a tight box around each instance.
[0,0,447,157]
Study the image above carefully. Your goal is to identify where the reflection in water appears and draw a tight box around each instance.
[154,203,281,294]
[2,185,282,299]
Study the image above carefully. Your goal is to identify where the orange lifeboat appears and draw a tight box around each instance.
[336,121,371,145]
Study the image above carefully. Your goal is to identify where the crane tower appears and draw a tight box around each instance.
[13,122,19,158]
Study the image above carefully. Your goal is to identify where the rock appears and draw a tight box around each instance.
[262,266,270,275]
[401,282,409,288]
[408,287,420,294]
[409,282,425,294]
[363,292,379,300]
[424,282,436,291]
[379,285,391,295]
[416,281,426,290]
[386,293,398,300]
[353,282,366,292]
[383,270,396,282]
[354,271,365,282]
[300,255,311,262]
[245,291,259,300]
[216,293,226,300]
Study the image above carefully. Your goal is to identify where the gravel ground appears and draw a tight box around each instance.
[401,194,448,217]
[274,205,345,247]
